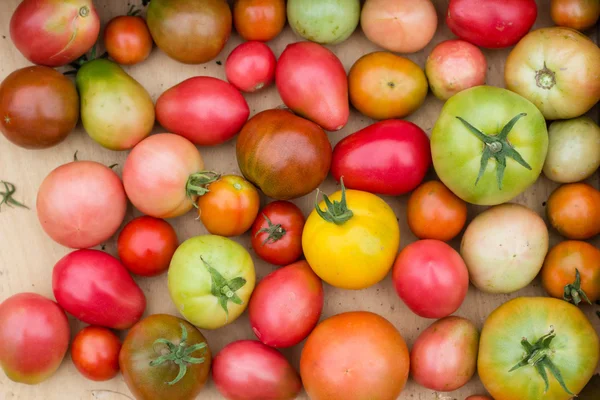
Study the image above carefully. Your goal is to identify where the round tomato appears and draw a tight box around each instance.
[349,52,428,120]
[431,86,548,205]
[407,181,467,241]
[233,0,286,42]
[117,216,179,277]
[551,0,600,31]
[168,235,256,330]
[250,201,305,266]
[71,326,121,381]
[197,175,260,237]
[300,311,410,400]
[478,297,599,400]
[226,41,276,93]
[104,9,153,65]
[547,183,600,240]
[302,182,400,290]
[120,314,211,400]
[287,0,360,44]
[393,240,469,319]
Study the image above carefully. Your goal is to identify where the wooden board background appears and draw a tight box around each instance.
[0,1,598,399]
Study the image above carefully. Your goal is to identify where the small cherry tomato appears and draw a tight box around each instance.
[251,201,305,266]
[547,183,600,240]
[71,326,121,382]
[226,41,276,93]
[233,0,286,42]
[104,8,153,66]
[551,0,600,31]
[117,216,179,277]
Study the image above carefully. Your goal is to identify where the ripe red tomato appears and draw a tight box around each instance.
[233,0,286,42]
[547,183,600,239]
[226,41,276,93]
[250,201,305,266]
[104,10,153,66]
[551,0,600,31]
[117,216,179,277]
[71,326,121,381]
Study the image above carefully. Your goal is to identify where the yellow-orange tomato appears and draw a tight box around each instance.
[547,183,600,239]
[197,175,260,237]
[104,14,153,66]
[407,181,467,241]
[233,0,286,42]
[349,52,428,120]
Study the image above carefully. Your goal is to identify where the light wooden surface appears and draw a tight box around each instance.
[0,1,598,399]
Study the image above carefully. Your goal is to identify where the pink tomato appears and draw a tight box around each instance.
[226,41,277,93]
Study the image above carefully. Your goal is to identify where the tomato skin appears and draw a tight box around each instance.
[0,293,70,385]
[226,41,276,93]
[250,201,305,266]
[287,0,360,45]
[233,0,286,42]
[466,396,493,400]
[551,0,600,31]
[71,326,121,381]
[104,15,153,66]
[547,183,600,240]
[331,120,431,196]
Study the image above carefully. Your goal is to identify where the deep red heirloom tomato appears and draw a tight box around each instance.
[104,8,153,65]
[71,326,121,381]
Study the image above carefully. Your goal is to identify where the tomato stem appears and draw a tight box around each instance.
[200,256,247,321]
[563,268,592,306]
[0,181,28,211]
[256,213,287,246]
[186,171,221,207]
[315,177,353,225]
[535,63,556,90]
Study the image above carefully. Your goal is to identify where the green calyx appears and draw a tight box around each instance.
[0,181,28,211]
[185,171,221,207]
[457,113,532,190]
[256,214,286,246]
[563,268,592,306]
[509,327,573,395]
[315,178,354,225]
[201,256,246,321]
[149,323,207,386]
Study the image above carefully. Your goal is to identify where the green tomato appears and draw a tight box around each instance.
[168,235,255,330]
[431,86,548,205]
[287,0,360,45]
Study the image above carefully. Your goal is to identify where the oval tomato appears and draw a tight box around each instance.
[0,293,70,384]
[233,0,286,42]
[331,120,431,196]
[300,311,410,400]
[547,183,600,240]
[104,10,153,66]
[71,326,121,382]
[551,0,600,31]
[287,0,360,45]
[226,41,276,93]
[431,86,548,205]
[393,240,468,319]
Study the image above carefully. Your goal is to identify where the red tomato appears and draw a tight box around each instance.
[551,0,600,31]
[446,0,537,48]
[249,261,324,348]
[250,201,305,266]
[104,12,153,66]
[156,77,250,146]
[52,249,146,329]
[117,216,179,277]
[71,326,121,381]
[393,240,469,318]
[233,0,287,42]
[331,120,431,196]
[0,293,70,384]
[226,41,276,93]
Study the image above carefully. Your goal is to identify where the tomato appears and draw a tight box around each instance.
[551,0,600,31]
[168,235,256,330]
[478,297,599,400]
[466,396,493,400]
[276,42,349,131]
[233,0,286,42]
[226,41,276,93]
[393,240,468,319]
[104,9,153,66]
[287,0,360,44]
[407,181,467,241]
[117,216,179,277]
[302,181,400,290]
[53,249,146,329]
[213,340,302,400]
[250,201,305,266]
[447,0,537,49]
[120,314,211,400]
[461,203,549,294]
[431,86,548,205]
[156,77,249,146]
[544,117,600,183]
[249,261,323,348]
[505,27,600,120]
[236,109,332,200]
[425,40,488,101]
[147,0,231,64]
[71,326,121,382]
[10,0,100,67]
[0,293,69,384]
[0,66,78,149]
[197,175,260,237]
[348,52,428,120]
[547,183,600,240]
[300,311,410,400]
[331,120,431,196]
[37,161,127,249]
[410,317,479,392]
[361,0,437,53]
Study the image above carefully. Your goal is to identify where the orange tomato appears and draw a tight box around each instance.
[233,0,286,42]
[407,181,467,241]
[197,175,260,237]
[551,0,600,31]
[349,51,428,120]
[547,183,600,239]
[104,12,153,66]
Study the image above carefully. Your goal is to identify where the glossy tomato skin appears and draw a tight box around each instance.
[249,261,324,348]
[226,41,276,93]
[300,311,410,400]
[233,0,286,42]
[52,249,146,330]
[104,15,153,66]
[0,293,70,385]
[250,201,305,266]
[287,0,360,45]
[117,216,179,277]
[213,341,301,400]
[551,0,600,31]
[547,183,600,239]
[71,326,121,381]
[331,120,431,196]
[447,0,537,49]
[393,240,469,318]
[10,0,100,67]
